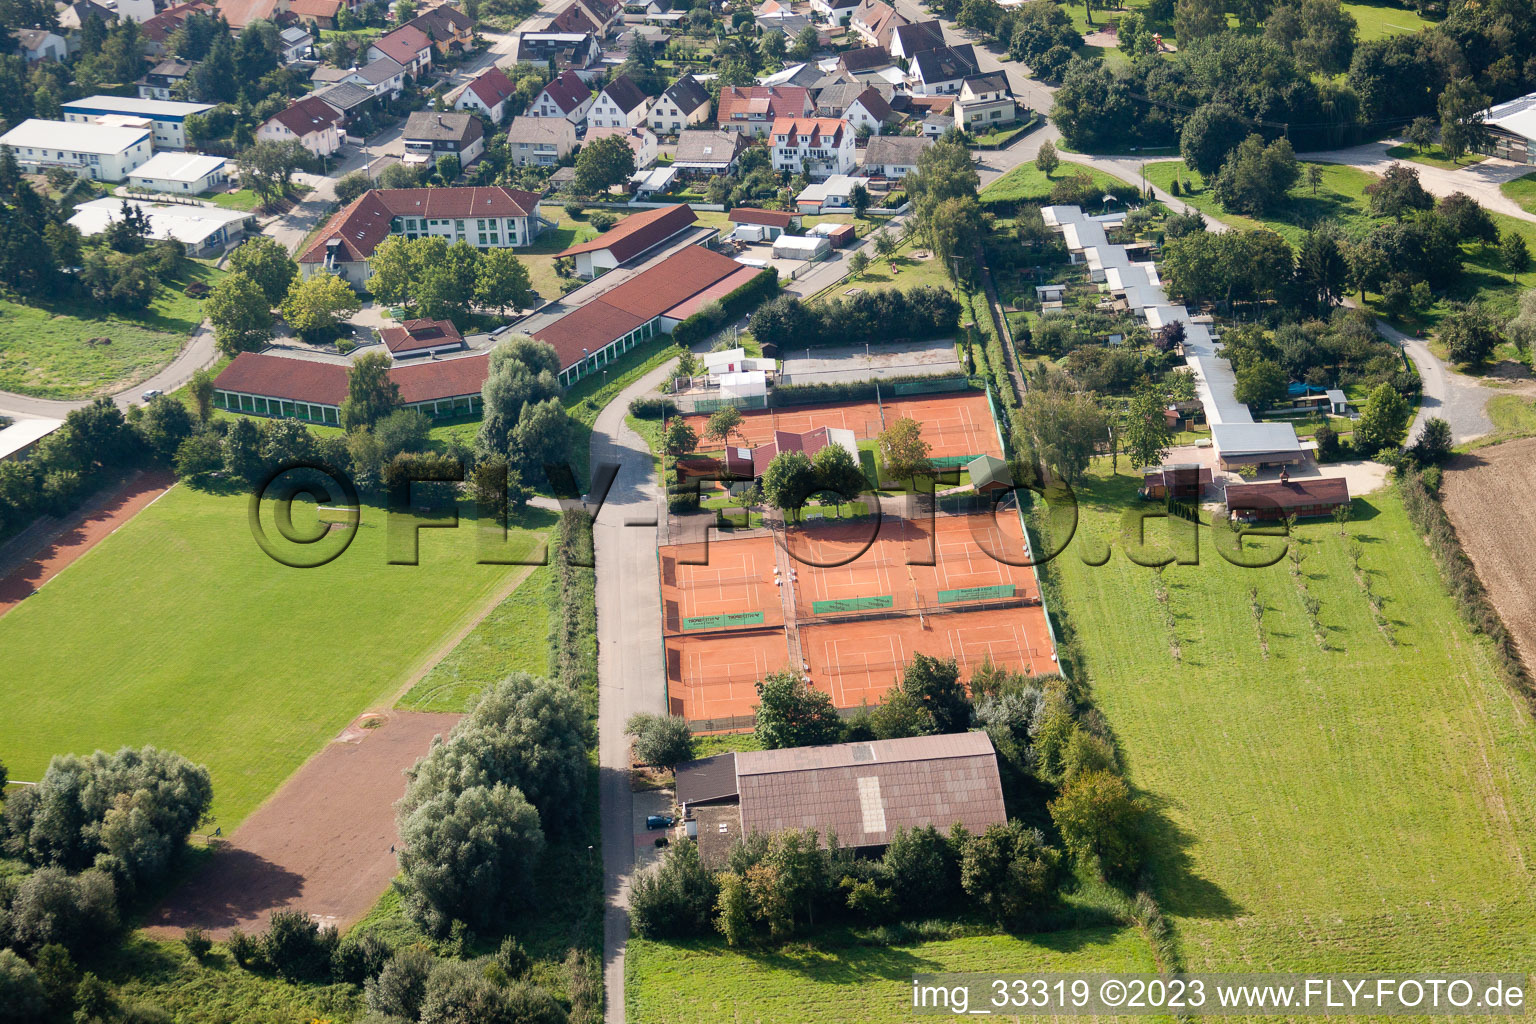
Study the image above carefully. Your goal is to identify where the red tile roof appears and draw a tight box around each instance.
[214,352,349,405]
[1225,477,1350,513]
[288,0,344,18]
[379,318,464,354]
[267,94,344,138]
[142,1,215,43]
[716,85,811,124]
[536,69,592,114]
[770,117,847,147]
[299,187,542,264]
[556,203,695,261]
[214,350,490,406]
[728,208,797,228]
[465,66,516,109]
[663,264,762,321]
[533,245,747,368]
[550,2,599,33]
[215,0,276,30]
[750,426,833,476]
[372,24,432,65]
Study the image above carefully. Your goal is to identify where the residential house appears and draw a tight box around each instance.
[770,117,855,178]
[115,0,156,22]
[288,0,345,29]
[0,119,153,180]
[11,28,67,62]
[257,95,345,157]
[795,172,870,212]
[279,25,313,62]
[810,0,859,25]
[889,19,943,59]
[530,69,594,122]
[136,59,194,100]
[843,87,898,135]
[62,96,215,150]
[299,185,546,288]
[909,43,979,94]
[838,45,896,78]
[555,201,696,278]
[716,85,812,137]
[849,0,906,49]
[368,24,433,77]
[953,73,1017,131]
[587,124,657,169]
[140,2,215,57]
[69,195,249,256]
[215,0,280,31]
[758,63,821,90]
[456,66,517,123]
[57,0,115,33]
[408,4,475,57]
[549,0,600,34]
[312,56,408,100]
[402,110,484,167]
[648,73,710,134]
[589,73,651,129]
[125,152,230,193]
[504,115,576,166]
[311,82,376,129]
[516,31,603,70]
[755,0,810,35]
[671,128,747,177]
[861,133,929,179]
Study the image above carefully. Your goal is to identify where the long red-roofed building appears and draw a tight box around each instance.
[556,202,698,278]
[299,186,546,290]
[212,351,490,424]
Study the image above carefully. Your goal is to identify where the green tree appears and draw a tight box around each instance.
[1305,162,1323,196]
[1212,135,1299,216]
[475,247,535,314]
[812,441,868,506]
[205,272,273,355]
[333,169,373,206]
[754,669,842,749]
[626,712,695,767]
[629,839,719,939]
[705,405,743,446]
[1018,390,1105,484]
[474,336,561,458]
[1297,223,1347,310]
[761,449,817,517]
[1048,769,1145,880]
[1405,116,1435,154]
[1440,302,1503,366]
[883,825,961,917]
[877,416,932,481]
[1034,139,1059,177]
[790,24,819,60]
[280,272,360,341]
[1501,231,1531,284]
[1122,382,1173,469]
[959,822,1067,925]
[340,351,400,430]
[849,182,871,219]
[513,397,572,481]
[188,367,216,425]
[1438,77,1489,164]
[1353,381,1411,454]
[0,950,45,1024]
[714,872,755,946]
[1173,0,1225,41]
[1178,102,1248,177]
[227,235,297,306]
[136,394,194,459]
[847,249,870,277]
[663,418,698,456]
[895,653,971,734]
[928,195,984,285]
[574,133,637,195]
[1365,163,1433,219]
[1233,358,1287,412]
[236,138,308,208]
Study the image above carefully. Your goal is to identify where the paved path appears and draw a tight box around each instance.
[1375,319,1500,443]
[593,354,677,1024]
[1300,140,1536,225]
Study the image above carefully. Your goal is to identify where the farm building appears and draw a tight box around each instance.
[1225,476,1350,521]
[674,733,1007,867]
[1139,463,1213,500]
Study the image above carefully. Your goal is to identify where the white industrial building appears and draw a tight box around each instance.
[0,119,154,181]
[61,95,214,151]
[69,197,251,257]
[125,152,230,194]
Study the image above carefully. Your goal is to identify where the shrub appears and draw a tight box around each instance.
[6,867,119,954]
[182,926,212,961]
[630,840,720,939]
[260,909,339,982]
[332,930,392,985]
[626,712,695,767]
[628,396,679,420]
[496,936,530,979]
[1048,770,1146,881]
[183,280,210,298]
[366,946,435,1020]
[0,950,45,1024]
[224,929,263,971]
[589,210,619,232]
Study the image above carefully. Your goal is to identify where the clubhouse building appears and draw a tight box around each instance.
[212,351,489,424]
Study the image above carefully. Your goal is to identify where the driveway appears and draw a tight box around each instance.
[1300,140,1536,225]
[1375,319,1500,443]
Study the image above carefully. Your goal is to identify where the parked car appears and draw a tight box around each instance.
[141,389,163,401]
[646,814,674,830]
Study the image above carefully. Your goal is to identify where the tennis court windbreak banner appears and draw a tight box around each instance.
[938,584,1016,604]
[812,595,894,614]
[681,611,766,631]
[892,376,971,395]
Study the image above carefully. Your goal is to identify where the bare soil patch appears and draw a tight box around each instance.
[143,710,461,939]
[0,469,175,618]
[1440,436,1536,677]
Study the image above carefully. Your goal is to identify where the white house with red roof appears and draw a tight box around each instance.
[455,66,517,123]
[257,94,344,157]
[530,69,595,123]
[769,117,855,178]
[367,24,433,77]
[299,186,546,289]
[716,85,812,137]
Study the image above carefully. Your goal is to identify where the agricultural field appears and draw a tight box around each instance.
[628,925,1156,1024]
[1043,465,1536,972]
[0,484,549,827]
[0,262,221,399]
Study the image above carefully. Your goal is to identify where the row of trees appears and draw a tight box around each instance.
[207,236,360,353]
[746,288,961,352]
[369,235,536,324]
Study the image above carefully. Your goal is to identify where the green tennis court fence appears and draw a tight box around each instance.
[691,395,769,413]
[938,584,1015,604]
[682,610,766,631]
[812,595,893,614]
[892,376,971,395]
[929,454,979,469]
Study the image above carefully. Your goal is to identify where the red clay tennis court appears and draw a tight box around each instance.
[801,605,1055,708]
[666,628,790,722]
[678,392,1001,461]
[660,535,783,632]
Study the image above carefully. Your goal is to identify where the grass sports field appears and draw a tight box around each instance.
[1047,467,1536,971]
[0,484,548,828]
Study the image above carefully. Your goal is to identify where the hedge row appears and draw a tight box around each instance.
[550,509,598,714]
[628,396,678,420]
[671,267,780,349]
[1399,469,1533,707]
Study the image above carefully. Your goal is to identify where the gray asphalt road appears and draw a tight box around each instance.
[1375,319,1498,443]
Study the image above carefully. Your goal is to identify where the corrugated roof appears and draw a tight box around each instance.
[676,752,739,804]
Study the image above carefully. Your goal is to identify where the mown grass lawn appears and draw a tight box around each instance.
[0,484,548,828]
[1383,143,1485,170]
[1341,0,1436,40]
[1043,465,1536,972]
[1501,172,1536,216]
[0,262,221,399]
[981,160,1133,206]
[627,926,1155,1024]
